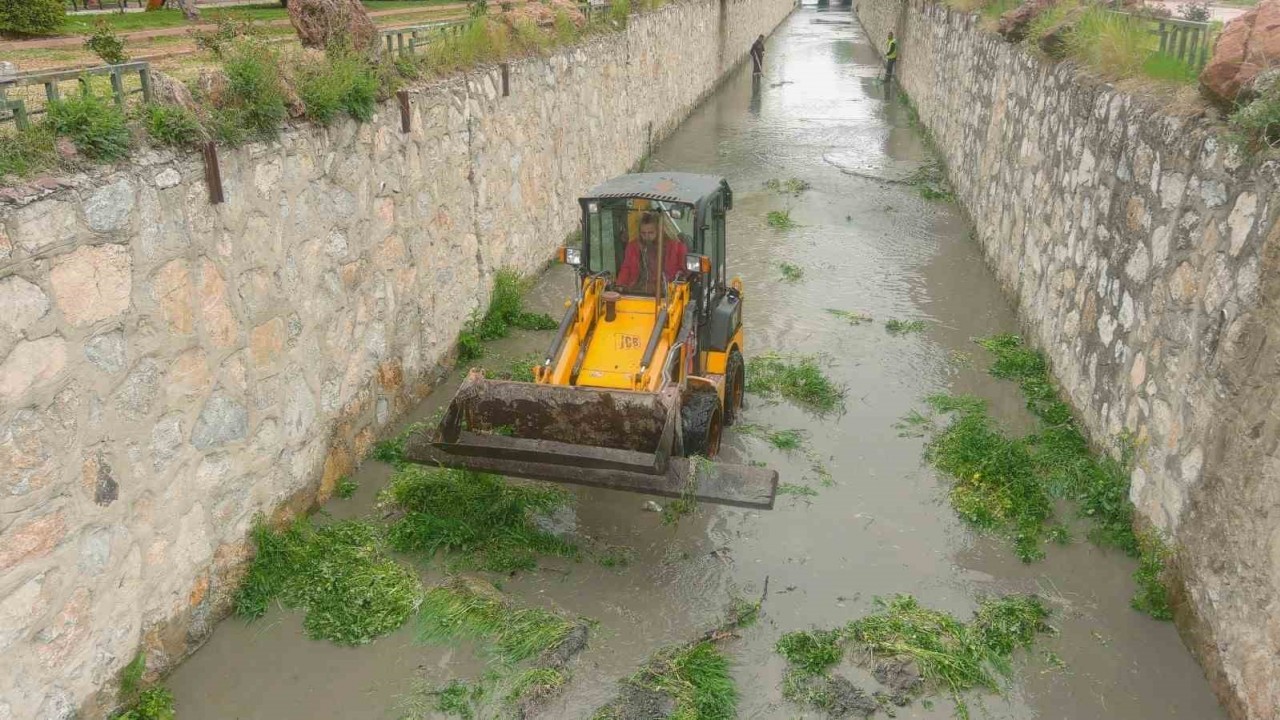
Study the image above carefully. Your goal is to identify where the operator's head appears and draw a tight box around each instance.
[639,213,659,244]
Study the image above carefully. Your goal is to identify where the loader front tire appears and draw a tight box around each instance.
[681,391,723,458]
[724,349,745,426]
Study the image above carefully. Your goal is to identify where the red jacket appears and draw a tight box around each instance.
[617,238,687,292]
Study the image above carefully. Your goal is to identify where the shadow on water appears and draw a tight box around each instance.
[167,6,1227,719]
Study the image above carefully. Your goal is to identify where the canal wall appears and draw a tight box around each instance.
[0,0,796,716]
[853,0,1279,717]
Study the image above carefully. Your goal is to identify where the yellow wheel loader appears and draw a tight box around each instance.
[405,173,778,509]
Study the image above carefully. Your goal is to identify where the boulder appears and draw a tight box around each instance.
[287,0,380,57]
[149,70,198,113]
[997,0,1057,43]
[1200,0,1280,105]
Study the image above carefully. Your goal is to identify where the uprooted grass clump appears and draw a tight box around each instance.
[593,640,737,720]
[777,594,1052,719]
[418,579,580,665]
[778,262,805,281]
[458,269,559,362]
[382,466,576,572]
[910,334,1171,617]
[885,318,928,335]
[738,424,805,451]
[371,420,429,466]
[234,518,422,645]
[765,177,812,196]
[766,209,799,229]
[483,352,543,383]
[746,353,846,415]
[826,308,874,325]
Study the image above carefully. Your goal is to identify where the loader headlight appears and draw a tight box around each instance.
[684,254,710,273]
[559,246,582,266]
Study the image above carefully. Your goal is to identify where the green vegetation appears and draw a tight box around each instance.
[505,666,567,705]
[777,594,1052,719]
[1230,72,1280,151]
[336,477,359,499]
[371,421,427,465]
[211,39,289,144]
[418,579,579,665]
[1132,529,1174,620]
[434,679,480,719]
[458,269,558,362]
[737,423,805,452]
[0,0,64,36]
[84,19,128,65]
[911,334,1172,617]
[905,158,953,201]
[113,652,175,720]
[778,262,804,281]
[596,545,634,568]
[746,353,846,415]
[777,482,819,497]
[765,177,812,196]
[620,641,737,720]
[46,93,131,161]
[0,124,60,178]
[661,455,706,525]
[484,353,542,383]
[885,318,928,335]
[113,687,175,720]
[233,518,422,644]
[826,308,873,325]
[766,209,798,229]
[142,104,205,148]
[298,49,379,125]
[382,466,576,572]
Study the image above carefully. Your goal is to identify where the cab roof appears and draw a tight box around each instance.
[581,172,732,209]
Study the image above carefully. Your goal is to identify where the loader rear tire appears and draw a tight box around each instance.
[681,391,723,458]
[724,349,745,426]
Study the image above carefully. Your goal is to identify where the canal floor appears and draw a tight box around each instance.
[166,5,1228,719]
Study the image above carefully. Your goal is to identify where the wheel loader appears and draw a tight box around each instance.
[404,173,778,509]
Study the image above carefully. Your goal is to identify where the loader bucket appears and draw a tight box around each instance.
[403,370,779,509]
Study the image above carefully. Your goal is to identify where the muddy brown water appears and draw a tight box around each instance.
[166,6,1227,719]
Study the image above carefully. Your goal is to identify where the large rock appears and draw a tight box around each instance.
[287,0,380,56]
[49,244,132,327]
[1200,0,1280,104]
[149,70,199,114]
[997,0,1057,42]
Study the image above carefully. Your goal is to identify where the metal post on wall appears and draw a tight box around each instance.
[203,142,224,204]
[398,90,411,133]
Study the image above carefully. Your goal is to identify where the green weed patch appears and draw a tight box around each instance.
[371,421,427,465]
[234,519,421,645]
[777,594,1051,719]
[458,269,558,362]
[382,466,576,572]
[600,641,737,720]
[826,308,874,325]
[885,318,928,335]
[915,334,1170,617]
[46,92,130,161]
[483,353,542,383]
[746,353,846,415]
[113,687,175,720]
[418,579,579,665]
[777,483,819,497]
[336,477,359,499]
[766,209,798,229]
[765,177,812,196]
[778,262,805,281]
[737,423,805,452]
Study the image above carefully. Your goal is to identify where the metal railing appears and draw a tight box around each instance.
[1,61,153,130]
[1109,11,1215,70]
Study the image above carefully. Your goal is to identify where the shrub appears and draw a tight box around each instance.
[46,93,130,161]
[0,0,64,36]
[217,40,288,140]
[299,51,379,124]
[0,124,60,178]
[610,0,631,27]
[142,103,204,147]
[1066,7,1149,79]
[1177,1,1210,21]
[84,19,128,65]
[1230,73,1280,150]
[192,13,263,58]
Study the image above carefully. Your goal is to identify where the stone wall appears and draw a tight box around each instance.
[853,1,1279,717]
[0,0,796,716]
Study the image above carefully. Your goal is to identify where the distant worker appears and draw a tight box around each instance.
[617,213,687,293]
[884,31,898,84]
[750,34,765,76]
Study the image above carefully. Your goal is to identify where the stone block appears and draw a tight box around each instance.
[83,330,126,375]
[83,179,136,233]
[49,244,132,327]
[152,259,195,335]
[0,509,68,573]
[0,336,67,404]
[197,258,239,349]
[192,391,248,450]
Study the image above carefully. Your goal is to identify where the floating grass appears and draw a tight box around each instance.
[234,519,422,645]
[746,353,846,415]
[417,579,578,665]
[737,423,806,452]
[619,641,737,720]
[335,477,358,499]
[765,177,812,196]
[778,262,805,281]
[885,318,928,335]
[826,308,874,325]
[596,545,635,568]
[766,209,799,229]
[777,595,1052,719]
[777,482,820,497]
[382,466,576,573]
